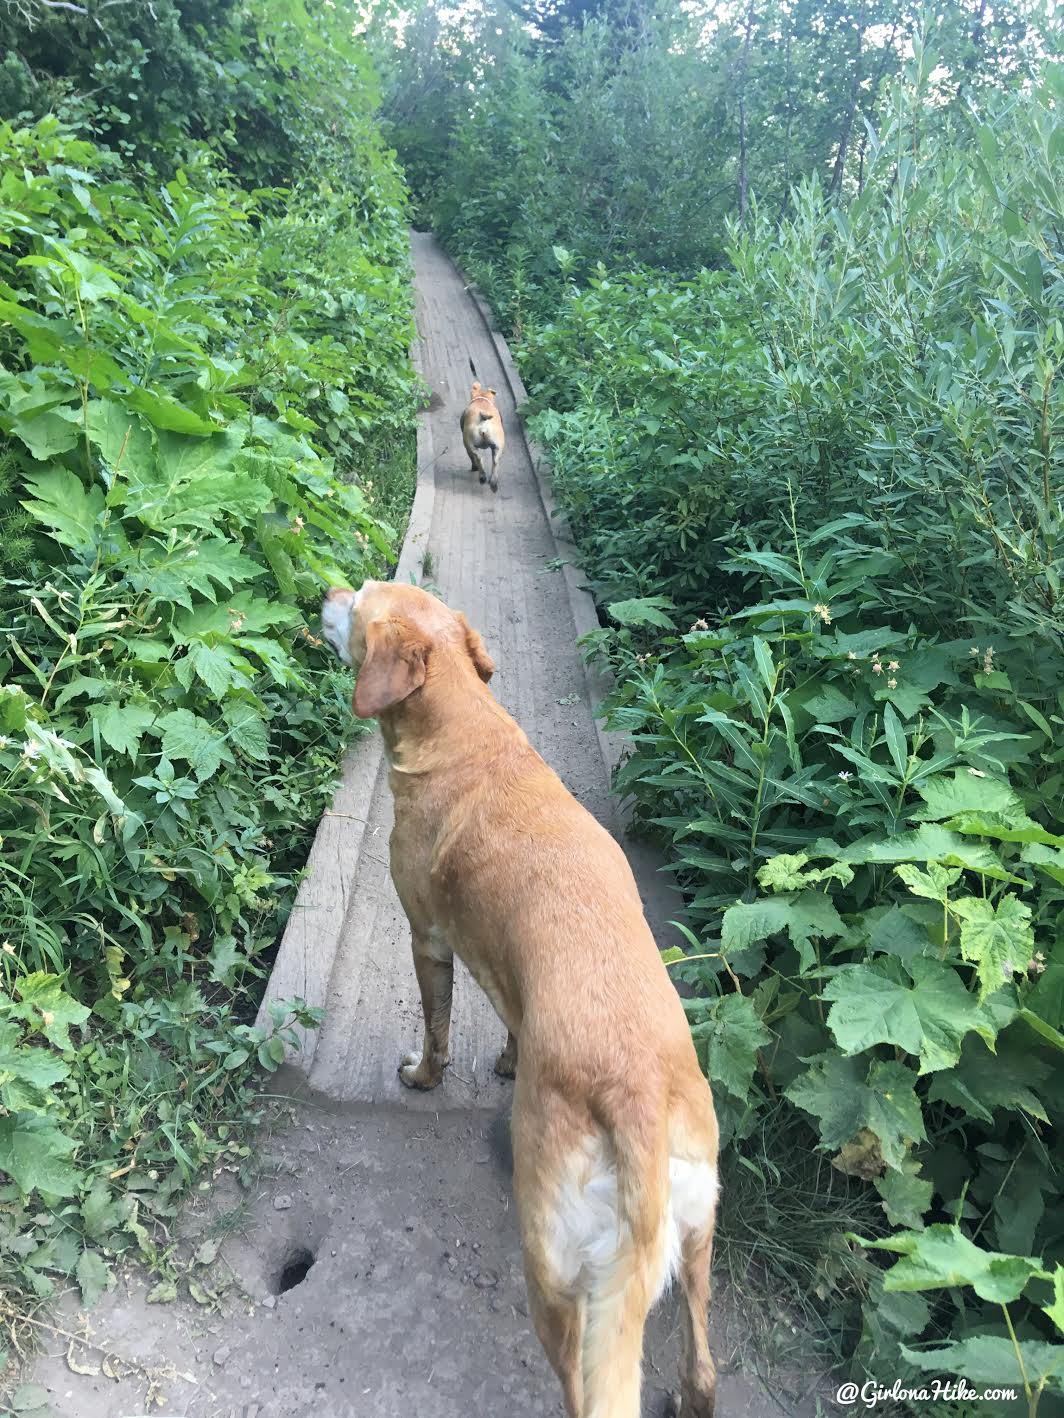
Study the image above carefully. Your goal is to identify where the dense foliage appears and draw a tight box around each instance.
[0,4,417,1319]
[383,0,1064,1404]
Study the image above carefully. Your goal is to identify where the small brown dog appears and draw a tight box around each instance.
[460,380,505,492]
[321,581,720,1418]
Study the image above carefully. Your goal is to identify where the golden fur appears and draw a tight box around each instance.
[460,380,505,492]
[320,580,719,1417]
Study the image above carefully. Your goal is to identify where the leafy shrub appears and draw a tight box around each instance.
[0,106,417,1308]
[512,59,1063,1402]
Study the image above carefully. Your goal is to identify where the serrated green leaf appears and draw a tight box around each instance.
[21,467,105,554]
[722,889,845,974]
[156,709,230,782]
[690,993,771,1101]
[0,1113,79,1196]
[901,1336,1063,1389]
[875,1162,933,1229]
[13,972,90,1050]
[86,397,153,471]
[607,596,675,629]
[1045,1267,1064,1339]
[913,770,1026,824]
[952,893,1034,999]
[93,702,155,759]
[927,1035,1049,1124]
[10,406,81,460]
[222,701,269,760]
[866,1223,1043,1302]
[75,1249,111,1308]
[895,861,961,903]
[823,957,999,1074]
[786,1054,925,1172]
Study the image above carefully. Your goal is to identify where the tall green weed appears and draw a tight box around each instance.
[516,66,1064,1401]
[0,108,417,1311]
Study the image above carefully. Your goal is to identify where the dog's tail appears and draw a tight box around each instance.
[582,1107,672,1418]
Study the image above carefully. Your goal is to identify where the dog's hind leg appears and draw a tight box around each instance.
[512,1080,586,1415]
[488,443,501,493]
[494,1030,518,1078]
[526,1261,585,1418]
[675,1225,717,1416]
[399,929,453,1090]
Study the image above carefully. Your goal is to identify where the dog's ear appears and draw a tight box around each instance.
[486,387,497,399]
[456,612,494,682]
[470,380,482,396]
[353,617,428,718]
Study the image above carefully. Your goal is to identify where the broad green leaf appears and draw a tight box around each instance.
[785,1053,925,1171]
[824,825,1016,881]
[689,993,771,1101]
[80,1181,123,1241]
[1046,1267,1064,1339]
[75,1249,111,1308]
[0,1113,80,1196]
[126,537,256,609]
[10,1383,54,1414]
[607,595,675,629]
[823,957,998,1073]
[86,398,153,472]
[952,894,1034,999]
[0,1021,69,1104]
[866,905,933,960]
[901,1337,1063,1389]
[208,935,242,985]
[756,853,853,893]
[913,770,1026,824]
[21,467,105,554]
[927,1036,1049,1124]
[187,642,247,696]
[157,709,231,782]
[93,703,155,759]
[10,407,80,460]
[722,890,845,974]
[13,972,90,1050]
[122,387,216,435]
[866,1223,1043,1302]
[875,1161,933,1229]
[797,682,855,724]
[222,701,269,760]
[895,861,961,903]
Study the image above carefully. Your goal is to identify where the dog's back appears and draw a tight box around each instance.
[460,380,506,492]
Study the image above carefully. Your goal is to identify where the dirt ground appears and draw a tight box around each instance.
[17,1100,822,1418]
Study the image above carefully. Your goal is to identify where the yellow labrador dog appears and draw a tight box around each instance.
[460,380,505,492]
[321,580,720,1418]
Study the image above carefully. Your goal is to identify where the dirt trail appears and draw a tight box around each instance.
[14,234,815,1418]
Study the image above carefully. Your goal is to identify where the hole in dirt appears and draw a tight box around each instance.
[273,1245,316,1294]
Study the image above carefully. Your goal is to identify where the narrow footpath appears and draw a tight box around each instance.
[21,235,803,1418]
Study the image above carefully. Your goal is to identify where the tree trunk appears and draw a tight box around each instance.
[827,0,867,201]
[737,3,755,223]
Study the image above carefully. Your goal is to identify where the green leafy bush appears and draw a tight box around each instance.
[0,100,416,1307]
[505,56,1063,1402]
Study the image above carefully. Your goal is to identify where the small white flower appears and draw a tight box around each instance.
[838,771,852,781]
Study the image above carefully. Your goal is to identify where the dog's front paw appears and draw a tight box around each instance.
[399,1051,445,1091]
[489,476,498,493]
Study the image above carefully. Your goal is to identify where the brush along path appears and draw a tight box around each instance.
[15,233,815,1418]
